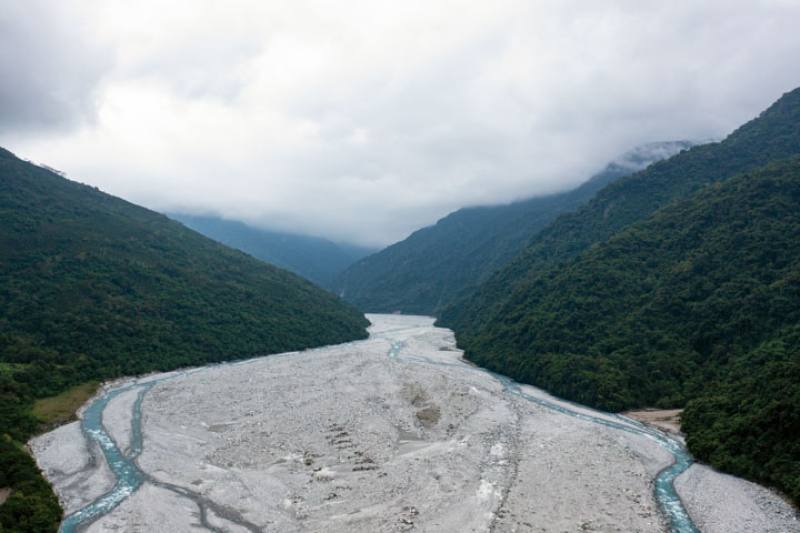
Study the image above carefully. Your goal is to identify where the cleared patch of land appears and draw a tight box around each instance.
[0,487,11,506]
[32,381,100,427]
[623,409,684,436]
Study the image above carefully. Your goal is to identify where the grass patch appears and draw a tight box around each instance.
[32,381,100,427]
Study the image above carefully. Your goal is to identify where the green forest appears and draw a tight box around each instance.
[0,147,369,532]
[337,87,800,507]
[441,156,800,502]
[334,142,691,315]
[436,88,800,504]
[441,87,800,334]
[3,74,800,533]
[171,213,374,287]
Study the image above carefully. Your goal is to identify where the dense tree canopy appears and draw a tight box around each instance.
[435,88,800,505]
[441,87,800,333]
[0,147,369,531]
[447,159,800,504]
[682,326,800,504]
[335,142,692,315]
[170,214,374,287]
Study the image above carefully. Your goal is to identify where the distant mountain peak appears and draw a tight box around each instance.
[611,140,695,172]
[168,213,375,287]
[334,140,692,315]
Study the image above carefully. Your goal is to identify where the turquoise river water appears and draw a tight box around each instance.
[60,336,698,532]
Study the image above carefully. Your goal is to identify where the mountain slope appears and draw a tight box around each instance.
[335,142,692,315]
[0,148,368,531]
[440,87,800,333]
[452,157,800,502]
[682,324,800,504]
[169,214,374,287]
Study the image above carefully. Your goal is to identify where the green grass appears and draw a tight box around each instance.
[32,381,100,427]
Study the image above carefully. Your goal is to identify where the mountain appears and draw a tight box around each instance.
[438,88,800,503]
[456,157,800,503]
[169,214,374,287]
[334,141,693,315]
[0,148,368,531]
[441,87,800,333]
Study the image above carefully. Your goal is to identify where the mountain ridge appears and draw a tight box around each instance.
[456,157,800,503]
[437,87,800,505]
[0,147,368,531]
[335,141,693,314]
[169,213,374,287]
[440,87,800,333]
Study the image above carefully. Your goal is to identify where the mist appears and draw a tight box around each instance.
[3,0,800,246]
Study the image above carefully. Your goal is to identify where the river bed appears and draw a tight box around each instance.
[31,315,798,532]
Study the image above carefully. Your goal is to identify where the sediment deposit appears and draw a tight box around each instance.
[32,315,798,532]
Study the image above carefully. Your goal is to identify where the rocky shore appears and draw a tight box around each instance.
[31,315,798,532]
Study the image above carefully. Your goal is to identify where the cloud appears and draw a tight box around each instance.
[0,1,111,133]
[2,0,800,246]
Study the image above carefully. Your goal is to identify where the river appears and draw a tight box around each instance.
[38,315,793,532]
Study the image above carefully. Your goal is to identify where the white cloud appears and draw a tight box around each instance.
[3,0,800,246]
[0,1,111,132]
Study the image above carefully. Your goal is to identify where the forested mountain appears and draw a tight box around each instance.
[438,88,800,504]
[334,141,692,315]
[455,158,800,503]
[441,87,800,333]
[0,148,368,531]
[169,214,374,287]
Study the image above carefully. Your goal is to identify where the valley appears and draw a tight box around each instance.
[32,316,797,532]
[3,5,800,532]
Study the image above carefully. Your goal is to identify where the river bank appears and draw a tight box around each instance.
[31,315,798,532]
[624,409,684,438]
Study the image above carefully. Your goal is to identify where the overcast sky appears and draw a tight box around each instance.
[2,1,800,246]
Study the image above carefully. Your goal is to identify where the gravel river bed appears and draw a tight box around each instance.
[31,315,798,532]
